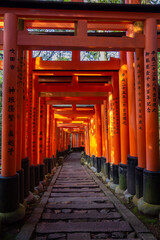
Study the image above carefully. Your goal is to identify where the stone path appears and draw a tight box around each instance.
[16,152,156,240]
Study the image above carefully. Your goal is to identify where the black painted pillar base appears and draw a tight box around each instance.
[127,155,138,195]
[30,165,35,192]
[93,155,96,168]
[135,166,144,199]
[21,157,30,199]
[119,163,127,191]
[17,169,24,204]
[96,157,101,173]
[48,158,53,174]
[143,169,160,205]
[0,174,19,212]
[104,162,110,179]
[35,165,40,187]
[52,157,55,169]
[101,157,105,174]
[39,164,45,181]
[87,155,90,165]
[43,158,48,175]
[112,164,119,184]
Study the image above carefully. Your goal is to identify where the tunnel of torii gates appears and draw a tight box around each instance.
[0,0,160,222]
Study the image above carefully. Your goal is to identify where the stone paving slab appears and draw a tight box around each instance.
[48,233,66,239]
[42,212,121,220]
[51,192,105,197]
[67,233,90,240]
[46,203,114,209]
[36,221,132,234]
[55,183,97,186]
[48,197,108,202]
[56,181,95,184]
[51,188,101,193]
[53,184,98,188]
[84,166,154,236]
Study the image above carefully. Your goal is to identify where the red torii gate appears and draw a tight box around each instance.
[0,0,159,223]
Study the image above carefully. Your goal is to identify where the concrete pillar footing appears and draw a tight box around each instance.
[137,197,160,216]
[124,189,133,203]
[115,185,125,195]
[0,204,25,224]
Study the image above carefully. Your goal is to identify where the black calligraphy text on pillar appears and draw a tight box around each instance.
[145,51,158,114]
[8,48,16,156]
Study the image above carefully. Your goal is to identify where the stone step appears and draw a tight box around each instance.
[51,192,105,197]
[48,197,108,203]
[51,188,101,193]
[53,185,98,188]
[67,233,90,240]
[36,221,132,234]
[42,211,121,220]
[46,203,114,209]
[55,182,96,185]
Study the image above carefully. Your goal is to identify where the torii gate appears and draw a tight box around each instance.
[0,0,160,223]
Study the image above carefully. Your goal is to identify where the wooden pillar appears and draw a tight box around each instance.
[48,105,52,156]
[16,20,24,172]
[103,98,109,162]
[0,13,21,215]
[133,22,146,199]
[103,97,111,179]
[42,100,47,158]
[95,104,102,157]
[143,18,160,205]
[32,75,39,166]
[87,123,90,156]
[110,72,120,184]
[22,51,27,159]
[53,119,57,157]
[26,51,33,164]
[46,104,50,157]
[38,97,44,164]
[126,52,137,158]
[119,52,129,165]
[101,104,105,157]
[119,52,129,190]
[2,13,17,177]
[126,25,138,195]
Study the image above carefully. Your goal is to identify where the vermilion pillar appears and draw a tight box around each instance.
[134,22,146,199]
[119,52,129,191]
[126,51,137,157]
[2,13,17,177]
[32,75,39,166]
[53,119,57,157]
[0,13,24,217]
[95,104,102,157]
[42,100,47,158]
[46,104,50,157]
[22,51,27,159]
[16,44,23,172]
[87,123,90,156]
[101,104,105,157]
[16,20,25,203]
[38,97,45,181]
[103,98,109,162]
[143,18,160,205]
[103,97,111,180]
[119,52,129,165]
[110,72,120,184]
[38,97,44,164]
[26,51,33,165]
[126,26,138,195]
